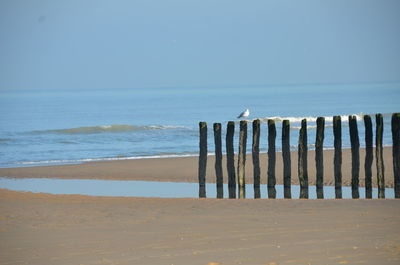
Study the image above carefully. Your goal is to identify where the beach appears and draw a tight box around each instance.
[1,189,400,265]
[0,147,399,264]
[0,147,394,188]
[2,1,400,264]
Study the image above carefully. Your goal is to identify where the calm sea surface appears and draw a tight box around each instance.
[0,83,399,168]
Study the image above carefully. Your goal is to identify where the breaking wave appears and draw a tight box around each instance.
[257,113,367,123]
[251,112,398,124]
[33,124,188,134]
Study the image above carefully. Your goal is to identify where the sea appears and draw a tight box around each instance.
[0,82,399,168]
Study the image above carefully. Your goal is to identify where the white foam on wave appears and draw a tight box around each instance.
[256,113,370,124]
[11,153,199,167]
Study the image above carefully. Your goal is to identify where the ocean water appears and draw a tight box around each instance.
[0,82,399,168]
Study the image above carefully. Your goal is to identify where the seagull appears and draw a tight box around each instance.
[237,109,250,119]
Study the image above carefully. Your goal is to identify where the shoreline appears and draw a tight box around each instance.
[2,144,394,168]
[0,147,394,188]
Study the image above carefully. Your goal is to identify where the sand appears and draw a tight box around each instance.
[0,147,395,187]
[1,147,399,264]
[0,189,399,265]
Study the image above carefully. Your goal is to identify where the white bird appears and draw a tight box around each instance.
[237,109,250,119]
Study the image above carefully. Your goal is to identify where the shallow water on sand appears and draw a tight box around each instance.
[0,177,394,199]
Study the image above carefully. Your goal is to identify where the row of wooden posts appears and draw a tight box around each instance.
[198,113,400,199]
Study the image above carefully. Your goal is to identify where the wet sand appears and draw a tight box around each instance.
[0,147,394,187]
[0,189,399,265]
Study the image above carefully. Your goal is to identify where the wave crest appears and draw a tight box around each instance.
[257,113,371,123]
[37,124,187,134]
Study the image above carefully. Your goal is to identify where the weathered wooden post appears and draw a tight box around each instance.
[282,120,291,199]
[298,119,308,199]
[268,119,277,199]
[238,120,247,199]
[315,117,325,199]
[349,115,360,199]
[392,113,400,198]
[226,121,236,199]
[198,122,207,198]
[213,123,223,198]
[364,115,373,199]
[333,116,342,199]
[376,114,385,198]
[252,119,261,199]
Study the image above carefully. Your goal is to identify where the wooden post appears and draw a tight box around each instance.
[333,116,342,199]
[376,114,385,198]
[238,120,247,199]
[298,119,308,199]
[226,121,236,199]
[268,119,277,198]
[282,120,291,199]
[392,113,400,198]
[315,117,325,199]
[198,122,207,198]
[213,123,223,199]
[252,119,261,199]
[349,115,360,199]
[364,115,373,199]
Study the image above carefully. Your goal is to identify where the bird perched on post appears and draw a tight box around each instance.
[237,109,250,119]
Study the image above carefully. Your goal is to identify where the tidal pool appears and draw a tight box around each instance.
[0,177,395,199]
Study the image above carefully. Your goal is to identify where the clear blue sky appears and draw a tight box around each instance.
[1,0,399,90]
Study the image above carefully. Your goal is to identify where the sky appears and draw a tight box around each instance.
[0,0,399,90]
